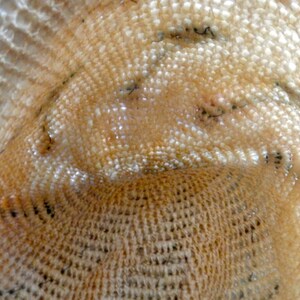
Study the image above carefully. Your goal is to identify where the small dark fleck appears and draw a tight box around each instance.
[248,272,256,282]
[33,206,39,215]
[265,154,269,163]
[10,211,17,218]
[137,246,144,255]
[122,83,139,95]
[40,126,54,154]
[194,26,215,37]
[44,202,55,217]
[8,289,15,295]
[275,152,282,161]
[274,152,283,169]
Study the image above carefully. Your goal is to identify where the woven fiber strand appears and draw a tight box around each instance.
[0,0,300,299]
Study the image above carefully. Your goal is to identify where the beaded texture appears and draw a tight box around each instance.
[0,0,300,299]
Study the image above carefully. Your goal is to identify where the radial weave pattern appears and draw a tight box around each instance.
[0,0,300,299]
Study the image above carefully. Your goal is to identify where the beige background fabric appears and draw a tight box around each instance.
[0,0,300,299]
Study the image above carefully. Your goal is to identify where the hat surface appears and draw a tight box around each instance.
[0,1,299,299]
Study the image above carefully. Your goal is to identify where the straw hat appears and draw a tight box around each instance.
[0,1,299,299]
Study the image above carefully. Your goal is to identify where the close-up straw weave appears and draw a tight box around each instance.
[0,0,300,299]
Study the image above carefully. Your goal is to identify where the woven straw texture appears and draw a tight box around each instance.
[0,0,300,299]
